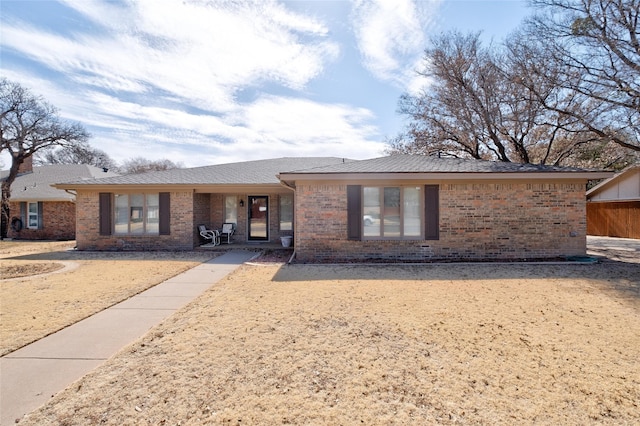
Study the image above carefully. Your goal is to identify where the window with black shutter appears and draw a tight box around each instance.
[347,184,439,240]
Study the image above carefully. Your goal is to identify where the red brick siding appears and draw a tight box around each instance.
[209,193,224,228]
[294,181,587,262]
[74,191,294,250]
[7,201,75,240]
[193,193,211,244]
[75,191,195,250]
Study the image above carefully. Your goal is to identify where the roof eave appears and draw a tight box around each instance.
[10,197,74,202]
[53,182,286,192]
[586,165,640,197]
[278,171,614,181]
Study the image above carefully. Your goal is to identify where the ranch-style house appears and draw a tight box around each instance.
[53,155,612,262]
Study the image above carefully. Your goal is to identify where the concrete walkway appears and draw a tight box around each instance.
[0,250,256,426]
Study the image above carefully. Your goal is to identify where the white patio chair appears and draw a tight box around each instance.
[220,222,235,244]
[198,224,220,246]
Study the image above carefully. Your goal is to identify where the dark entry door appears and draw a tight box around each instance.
[248,196,268,240]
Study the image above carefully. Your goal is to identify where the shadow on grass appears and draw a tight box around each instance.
[272,260,640,304]
[4,251,219,264]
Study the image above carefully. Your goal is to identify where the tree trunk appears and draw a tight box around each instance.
[1,155,23,239]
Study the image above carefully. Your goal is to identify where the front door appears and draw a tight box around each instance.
[248,196,268,240]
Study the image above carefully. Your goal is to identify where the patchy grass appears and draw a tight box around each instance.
[19,260,640,425]
[0,240,213,356]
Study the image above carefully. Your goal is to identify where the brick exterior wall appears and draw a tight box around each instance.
[193,193,211,244]
[75,191,195,250]
[294,181,588,262]
[7,201,75,240]
[74,190,295,250]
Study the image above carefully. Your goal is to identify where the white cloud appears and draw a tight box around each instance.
[56,0,339,103]
[1,1,388,168]
[2,1,340,112]
[240,95,377,143]
[351,0,440,89]
[88,94,386,166]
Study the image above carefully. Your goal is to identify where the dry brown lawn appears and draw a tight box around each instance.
[11,244,640,425]
[0,240,213,356]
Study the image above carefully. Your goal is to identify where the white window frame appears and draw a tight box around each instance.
[27,202,39,229]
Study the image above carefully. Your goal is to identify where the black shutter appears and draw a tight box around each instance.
[37,201,44,229]
[159,192,170,235]
[424,185,439,240]
[99,193,112,236]
[347,185,362,240]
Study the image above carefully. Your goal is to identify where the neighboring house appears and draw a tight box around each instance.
[54,155,611,261]
[586,165,640,239]
[1,159,118,240]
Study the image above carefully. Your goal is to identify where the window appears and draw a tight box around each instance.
[348,185,439,240]
[363,186,421,239]
[146,194,160,234]
[279,194,293,231]
[100,192,169,236]
[27,202,39,229]
[114,193,160,235]
[224,195,237,225]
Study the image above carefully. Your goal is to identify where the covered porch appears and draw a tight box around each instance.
[192,187,294,249]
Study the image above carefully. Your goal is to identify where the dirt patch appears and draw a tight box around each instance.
[1,262,65,279]
[246,249,293,265]
[18,260,640,425]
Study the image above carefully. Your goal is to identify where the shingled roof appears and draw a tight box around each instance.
[279,154,588,175]
[57,157,352,187]
[4,164,119,201]
[52,155,612,190]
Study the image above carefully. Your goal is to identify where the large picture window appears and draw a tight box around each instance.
[348,185,439,241]
[114,193,160,235]
[363,186,422,239]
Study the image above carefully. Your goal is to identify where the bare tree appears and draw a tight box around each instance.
[392,24,638,169]
[118,157,183,174]
[0,78,89,238]
[393,31,597,165]
[36,143,117,170]
[526,0,640,152]
[394,32,506,161]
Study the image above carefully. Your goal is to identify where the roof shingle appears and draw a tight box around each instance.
[279,154,588,174]
[58,157,353,186]
[4,165,119,201]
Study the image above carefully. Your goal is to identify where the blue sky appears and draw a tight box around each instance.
[1,0,530,168]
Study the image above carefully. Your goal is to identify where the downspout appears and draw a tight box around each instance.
[278,177,297,264]
[64,189,77,202]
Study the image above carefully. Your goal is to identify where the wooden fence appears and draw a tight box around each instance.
[587,201,640,239]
